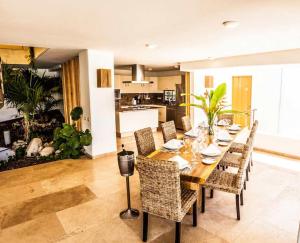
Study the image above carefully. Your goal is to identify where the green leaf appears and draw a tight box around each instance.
[80,133,92,146]
[70,106,83,121]
[61,124,75,137]
[210,83,226,111]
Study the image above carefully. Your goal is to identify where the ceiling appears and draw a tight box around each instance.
[0,0,300,66]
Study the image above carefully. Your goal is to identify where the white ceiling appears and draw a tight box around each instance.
[1,0,300,66]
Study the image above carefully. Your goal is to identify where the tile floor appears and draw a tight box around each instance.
[0,132,299,243]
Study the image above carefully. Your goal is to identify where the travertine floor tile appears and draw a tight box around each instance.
[0,214,66,243]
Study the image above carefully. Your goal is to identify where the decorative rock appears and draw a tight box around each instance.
[12,140,27,150]
[39,146,55,157]
[0,147,15,161]
[26,138,42,157]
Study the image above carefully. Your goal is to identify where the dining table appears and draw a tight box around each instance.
[147,126,248,185]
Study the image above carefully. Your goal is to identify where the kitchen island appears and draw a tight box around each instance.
[116,106,159,137]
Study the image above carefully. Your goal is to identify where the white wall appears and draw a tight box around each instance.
[79,49,116,157]
[192,64,300,157]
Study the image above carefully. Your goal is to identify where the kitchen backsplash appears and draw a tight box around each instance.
[119,93,164,106]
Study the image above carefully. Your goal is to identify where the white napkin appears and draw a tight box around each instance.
[163,139,184,150]
[184,129,198,138]
[169,155,191,170]
[217,119,228,126]
[217,130,232,141]
[201,144,221,157]
[229,124,241,131]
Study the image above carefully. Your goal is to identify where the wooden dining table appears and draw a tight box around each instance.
[147,127,248,185]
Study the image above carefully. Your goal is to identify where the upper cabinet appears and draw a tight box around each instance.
[114,74,181,93]
[114,75,158,93]
[157,76,181,91]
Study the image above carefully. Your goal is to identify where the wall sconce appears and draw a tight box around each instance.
[205,76,214,88]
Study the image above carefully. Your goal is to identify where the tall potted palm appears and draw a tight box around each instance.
[181,83,238,136]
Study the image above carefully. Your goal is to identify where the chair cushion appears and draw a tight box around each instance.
[229,142,245,153]
[219,152,242,168]
[204,169,241,194]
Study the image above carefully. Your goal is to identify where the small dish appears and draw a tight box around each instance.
[202,158,216,165]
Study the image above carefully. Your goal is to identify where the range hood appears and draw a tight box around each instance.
[122,64,153,84]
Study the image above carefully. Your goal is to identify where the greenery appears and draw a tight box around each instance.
[53,106,92,159]
[180,83,239,135]
[3,67,62,141]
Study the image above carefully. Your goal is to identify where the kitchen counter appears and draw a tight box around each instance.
[119,105,161,112]
[116,108,159,137]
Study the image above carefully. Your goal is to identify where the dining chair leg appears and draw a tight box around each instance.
[235,194,240,220]
[193,200,197,227]
[143,212,148,242]
[240,189,244,206]
[175,222,181,243]
[244,181,246,190]
[201,187,206,213]
[250,153,253,166]
[248,163,251,172]
[210,189,214,198]
[246,169,249,181]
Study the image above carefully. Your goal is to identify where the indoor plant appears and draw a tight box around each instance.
[3,67,62,141]
[53,106,92,159]
[181,83,238,136]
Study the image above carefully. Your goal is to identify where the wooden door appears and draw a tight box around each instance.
[232,76,252,127]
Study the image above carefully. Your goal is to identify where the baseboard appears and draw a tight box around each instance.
[254,147,300,161]
[85,151,117,159]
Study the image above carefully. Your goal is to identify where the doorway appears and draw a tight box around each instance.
[232,76,252,127]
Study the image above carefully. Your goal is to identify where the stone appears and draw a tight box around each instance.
[12,140,27,151]
[0,147,15,161]
[39,146,55,157]
[26,138,42,157]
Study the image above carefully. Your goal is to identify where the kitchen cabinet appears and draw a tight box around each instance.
[158,106,166,122]
[114,75,158,93]
[157,76,181,91]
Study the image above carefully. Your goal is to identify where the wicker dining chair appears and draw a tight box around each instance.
[218,114,234,125]
[201,142,251,220]
[229,120,258,167]
[134,127,156,156]
[136,155,198,243]
[161,120,177,143]
[181,116,192,132]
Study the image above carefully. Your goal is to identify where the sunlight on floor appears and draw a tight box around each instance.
[253,151,300,172]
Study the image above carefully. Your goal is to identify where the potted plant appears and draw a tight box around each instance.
[53,106,92,159]
[181,83,239,136]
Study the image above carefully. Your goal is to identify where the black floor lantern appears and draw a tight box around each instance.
[117,144,139,219]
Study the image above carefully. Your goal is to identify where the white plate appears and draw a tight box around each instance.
[163,139,184,150]
[218,141,229,146]
[229,125,241,131]
[202,158,216,165]
[201,151,221,157]
[217,137,232,142]
[184,129,198,138]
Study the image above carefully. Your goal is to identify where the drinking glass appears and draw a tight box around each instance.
[183,136,191,154]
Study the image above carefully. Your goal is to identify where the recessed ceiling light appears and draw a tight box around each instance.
[222,21,239,29]
[145,43,157,49]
